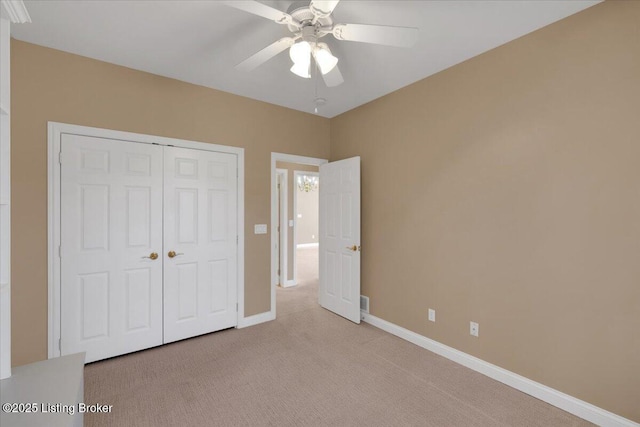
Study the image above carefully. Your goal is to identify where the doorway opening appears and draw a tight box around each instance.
[292,170,320,287]
[270,153,327,318]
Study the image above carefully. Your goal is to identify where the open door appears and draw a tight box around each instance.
[319,156,361,323]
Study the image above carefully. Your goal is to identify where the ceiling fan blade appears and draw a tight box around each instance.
[333,23,418,47]
[236,37,296,72]
[223,1,296,26]
[310,0,340,18]
[321,63,344,87]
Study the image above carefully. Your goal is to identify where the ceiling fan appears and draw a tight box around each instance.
[225,0,419,87]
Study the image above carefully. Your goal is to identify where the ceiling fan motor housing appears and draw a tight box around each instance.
[286,1,333,39]
[301,25,319,44]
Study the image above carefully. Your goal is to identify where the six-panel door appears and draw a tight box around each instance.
[60,135,164,362]
[162,147,238,344]
[319,157,361,324]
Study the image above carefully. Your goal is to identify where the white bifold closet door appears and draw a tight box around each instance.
[163,147,237,344]
[60,134,164,362]
[60,135,238,363]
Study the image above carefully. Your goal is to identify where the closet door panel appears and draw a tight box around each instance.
[60,135,163,363]
[163,147,238,343]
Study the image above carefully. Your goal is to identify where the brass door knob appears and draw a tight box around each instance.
[168,251,184,258]
[142,252,158,260]
[346,245,361,252]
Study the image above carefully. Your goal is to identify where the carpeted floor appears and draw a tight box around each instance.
[276,245,319,318]
[84,246,592,426]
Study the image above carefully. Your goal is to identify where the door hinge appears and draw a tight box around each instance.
[58,245,61,258]
[58,152,62,164]
[58,338,61,351]
[236,303,238,312]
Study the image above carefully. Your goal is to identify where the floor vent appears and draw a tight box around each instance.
[360,295,370,313]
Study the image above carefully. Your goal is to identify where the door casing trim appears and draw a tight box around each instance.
[47,122,245,359]
[275,168,290,287]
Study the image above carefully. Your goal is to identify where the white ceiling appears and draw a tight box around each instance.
[12,0,600,118]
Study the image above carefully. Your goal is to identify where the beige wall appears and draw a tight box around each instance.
[275,162,319,280]
[10,40,330,367]
[331,1,639,422]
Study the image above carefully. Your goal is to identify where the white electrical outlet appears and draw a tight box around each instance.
[428,309,436,322]
[470,321,479,337]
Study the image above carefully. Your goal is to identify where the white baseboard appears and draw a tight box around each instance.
[281,280,296,288]
[361,312,638,427]
[296,242,318,248]
[237,310,275,329]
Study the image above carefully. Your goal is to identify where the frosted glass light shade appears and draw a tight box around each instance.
[289,41,311,64]
[289,41,312,78]
[314,46,338,75]
[290,61,311,78]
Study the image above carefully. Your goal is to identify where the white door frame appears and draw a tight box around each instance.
[48,122,245,359]
[271,153,327,318]
[292,170,319,286]
[275,168,290,287]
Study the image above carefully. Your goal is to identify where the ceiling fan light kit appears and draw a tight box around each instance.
[289,40,338,79]
[287,24,338,79]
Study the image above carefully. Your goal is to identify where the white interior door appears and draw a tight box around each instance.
[163,147,238,343]
[319,156,361,323]
[60,134,163,362]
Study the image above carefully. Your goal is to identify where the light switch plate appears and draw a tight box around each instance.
[254,224,267,234]
[289,220,294,227]
[428,309,436,322]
